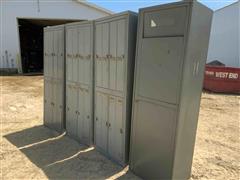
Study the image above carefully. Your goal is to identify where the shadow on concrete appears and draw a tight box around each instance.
[4,125,139,179]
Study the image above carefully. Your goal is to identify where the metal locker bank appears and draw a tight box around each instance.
[94,11,137,165]
[43,25,65,133]
[129,1,213,179]
[65,21,94,146]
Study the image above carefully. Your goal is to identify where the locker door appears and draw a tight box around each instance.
[95,24,102,87]
[48,31,54,78]
[136,37,184,104]
[109,21,117,90]
[66,29,73,81]
[44,79,52,126]
[95,92,108,152]
[108,96,124,162]
[78,27,84,84]
[102,23,109,88]
[45,31,50,77]
[83,89,91,144]
[53,31,58,79]
[77,87,84,140]
[66,85,72,133]
[72,28,78,83]
[95,23,109,88]
[52,31,59,130]
[44,31,48,77]
[57,30,64,80]
[83,26,91,85]
[116,19,126,92]
[52,80,58,129]
[43,30,49,124]
[131,101,176,179]
[53,79,63,131]
[67,85,78,137]
[48,80,54,127]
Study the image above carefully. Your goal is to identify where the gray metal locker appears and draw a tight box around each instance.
[44,25,65,133]
[129,1,213,179]
[94,11,138,165]
[65,21,94,146]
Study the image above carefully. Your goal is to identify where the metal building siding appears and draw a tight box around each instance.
[94,11,137,165]
[129,1,212,179]
[43,25,65,133]
[65,21,94,146]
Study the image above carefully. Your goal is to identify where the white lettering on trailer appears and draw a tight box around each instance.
[229,73,238,79]
[216,72,228,78]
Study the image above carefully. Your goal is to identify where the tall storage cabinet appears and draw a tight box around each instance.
[65,21,94,146]
[94,12,137,165]
[43,25,65,133]
[129,1,212,179]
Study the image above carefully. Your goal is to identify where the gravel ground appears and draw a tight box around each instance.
[0,76,239,179]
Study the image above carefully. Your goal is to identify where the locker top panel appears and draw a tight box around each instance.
[44,24,65,32]
[65,20,94,29]
[143,6,188,37]
[139,1,212,38]
[95,11,137,24]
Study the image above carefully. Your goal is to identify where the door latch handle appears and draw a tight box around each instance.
[96,117,98,121]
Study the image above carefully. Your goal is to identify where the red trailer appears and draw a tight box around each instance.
[203,65,240,94]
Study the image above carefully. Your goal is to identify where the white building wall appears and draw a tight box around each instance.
[207,1,240,67]
[0,0,110,70]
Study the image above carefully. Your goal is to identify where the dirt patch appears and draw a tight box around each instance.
[1,76,239,179]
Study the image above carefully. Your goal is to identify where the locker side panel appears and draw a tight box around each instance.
[172,3,213,179]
